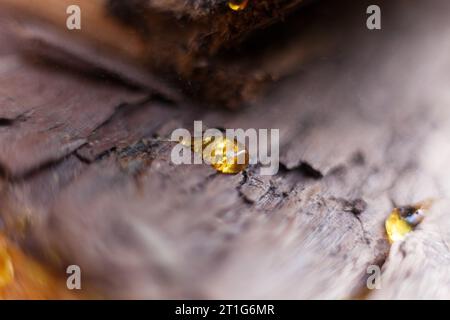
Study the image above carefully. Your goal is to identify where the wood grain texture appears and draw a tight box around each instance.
[1,0,450,299]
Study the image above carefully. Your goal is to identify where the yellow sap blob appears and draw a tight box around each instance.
[202,136,249,174]
[180,136,249,174]
[228,0,249,11]
[0,240,14,288]
[385,209,413,243]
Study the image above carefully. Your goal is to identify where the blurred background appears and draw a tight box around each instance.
[0,0,450,299]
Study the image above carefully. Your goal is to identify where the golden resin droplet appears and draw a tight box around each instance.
[385,201,430,243]
[179,137,208,153]
[228,0,249,11]
[202,136,249,174]
[0,238,14,288]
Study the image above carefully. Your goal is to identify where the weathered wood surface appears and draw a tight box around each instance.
[1,0,450,299]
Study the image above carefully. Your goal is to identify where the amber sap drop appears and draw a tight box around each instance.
[385,202,429,243]
[0,240,14,288]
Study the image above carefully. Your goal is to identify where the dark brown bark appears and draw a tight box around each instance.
[0,0,312,107]
[0,0,450,299]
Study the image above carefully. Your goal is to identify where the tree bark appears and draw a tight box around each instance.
[0,0,449,299]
